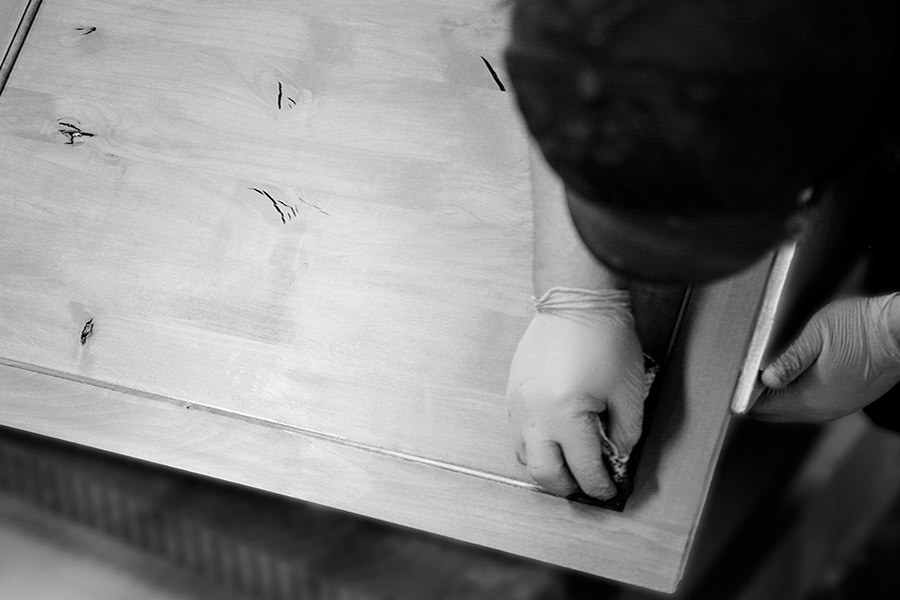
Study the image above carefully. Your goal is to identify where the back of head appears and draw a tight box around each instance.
[505,0,898,282]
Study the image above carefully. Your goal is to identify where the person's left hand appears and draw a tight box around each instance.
[752,294,900,423]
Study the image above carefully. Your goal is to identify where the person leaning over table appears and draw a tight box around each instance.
[503,0,900,501]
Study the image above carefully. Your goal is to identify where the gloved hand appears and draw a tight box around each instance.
[506,287,651,500]
[753,294,900,423]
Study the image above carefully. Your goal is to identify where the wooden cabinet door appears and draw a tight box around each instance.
[0,0,776,592]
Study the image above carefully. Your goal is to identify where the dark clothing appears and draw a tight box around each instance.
[864,396,900,433]
[764,157,900,433]
[861,163,900,432]
[800,39,900,433]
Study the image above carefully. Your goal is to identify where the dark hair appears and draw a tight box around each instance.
[505,0,897,219]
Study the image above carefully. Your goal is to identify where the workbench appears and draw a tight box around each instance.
[0,0,827,593]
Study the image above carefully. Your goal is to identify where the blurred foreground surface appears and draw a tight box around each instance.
[1,419,899,600]
[0,427,563,600]
[0,495,247,600]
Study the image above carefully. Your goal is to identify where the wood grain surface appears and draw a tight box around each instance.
[0,0,532,477]
[0,0,773,591]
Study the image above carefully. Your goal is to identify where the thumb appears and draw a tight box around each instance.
[605,394,644,458]
[605,362,651,455]
[761,322,823,390]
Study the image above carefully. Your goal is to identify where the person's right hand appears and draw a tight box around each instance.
[506,287,650,500]
[752,294,900,423]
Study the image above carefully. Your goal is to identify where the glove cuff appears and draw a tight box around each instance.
[876,292,900,366]
[532,286,633,327]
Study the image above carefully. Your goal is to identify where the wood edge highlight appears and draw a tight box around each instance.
[0,0,44,95]
[0,355,543,491]
[730,244,797,415]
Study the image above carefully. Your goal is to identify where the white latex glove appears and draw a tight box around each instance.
[506,287,651,500]
[753,294,900,423]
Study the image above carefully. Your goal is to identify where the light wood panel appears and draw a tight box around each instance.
[0,0,531,477]
[0,0,775,591]
[0,255,774,592]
